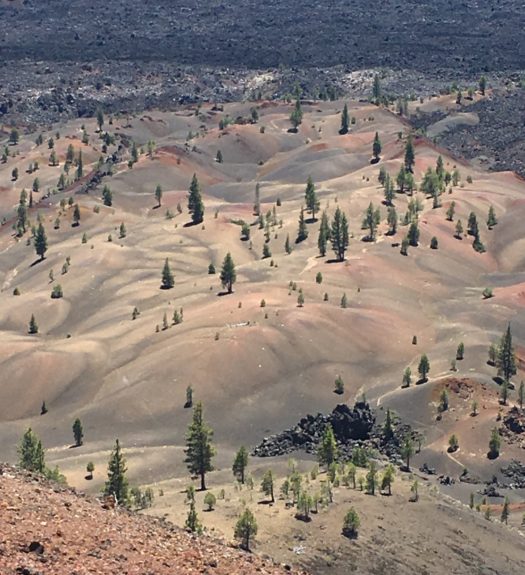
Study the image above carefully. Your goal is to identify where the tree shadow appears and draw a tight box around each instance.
[217,290,233,297]
[30,257,45,268]
[152,205,161,210]
[370,157,380,165]
[325,258,345,264]
[416,377,428,385]
[183,220,202,228]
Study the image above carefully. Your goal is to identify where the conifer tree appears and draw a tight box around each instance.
[383,409,394,440]
[372,132,382,161]
[487,205,497,228]
[401,437,414,470]
[407,221,419,246]
[101,185,112,206]
[330,207,349,261]
[76,151,83,179]
[185,500,202,533]
[28,314,38,334]
[317,211,329,256]
[304,176,319,221]
[497,324,517,383]
[220,252,236,293]
[296,206,308,243]
[185,402,215,491]
[152,184,162,208]
[387,206,398,235]
[158,259,174,291]
[455,219,464,239]
[72,204,81,226]
[232,446,249,484]
[372,74,381,103]
[418,354,430,381]
[260,469,275,502]
[253,182,261,216]
[488,427,501,459]
[34,222,48,260]
[18,428,45,473]
[290,99,303,131]
[72,418,84,447]
[234,508,258,551]
[501,497,509,524]
[404,135,415,173]
[318,424,338,467]
[96,108,104,132]
[285,233,292,254]
[340,103,350,135]
[187,174,204,224]
[381,464,395,495]
[363,202,378,240]
[104,439,129,505]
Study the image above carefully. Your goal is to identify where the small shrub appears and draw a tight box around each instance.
[51,284,63,299]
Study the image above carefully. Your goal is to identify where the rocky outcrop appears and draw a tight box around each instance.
[253,402,383,459]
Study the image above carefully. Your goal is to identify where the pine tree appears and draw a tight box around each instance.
[363,202,378,240]
[317,211,329,256]
[404,135,415,173]
[185,500,202,534]
[161,258,174,289]
[418,354,430,381]
[96,108,104,132]
[104,439,129,505]
[290,99,303,131]
[487,205,497,229]
[407,221,419,247]
[519,381,524,410]
[455,219,464,239]
[253,183,261,216]
[446,201,456,221]
[76,151,83,179]
[501,497,509,524]
[153,184,162,207]
[220,252,236,293]
[187,174,204,224]
[381,464,395,495]
[72,418,84,447]
[295,206,308,243]
[366,461,378,495]
[184,402,215,491]
[330,207,349,261]
[387,206,398,235]
[261,469,275,502]
[479,76,487,95]
[383,409,394,440]
[372,132,382,160]
[304,176,319,221]
[18,428,45,473]
[342,508,360,539]
[28,314,38,334]
[119,222,126,238]
[234,508,258,551]
[318,424,338,467]
[34,222,48,260]
[372,74,381,103]
[401,437,414,470]
[340,103,350,135]
[488,427,501,459]
[284,233,292,254]
[497,324,517,383]
[402,367,412,388]
[232,446,249,484]
[72,204,81,226]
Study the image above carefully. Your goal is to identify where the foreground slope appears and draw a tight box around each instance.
[0,464,301,575]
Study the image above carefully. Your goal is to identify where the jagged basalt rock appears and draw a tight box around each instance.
[253,402,395,459]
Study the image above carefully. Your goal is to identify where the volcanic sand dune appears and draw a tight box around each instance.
[0,97,524,572]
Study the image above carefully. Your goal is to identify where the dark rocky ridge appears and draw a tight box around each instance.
[1,0,524,73]
[253,402,415,466]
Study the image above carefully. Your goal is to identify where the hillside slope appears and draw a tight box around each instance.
[0,464,301,575]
